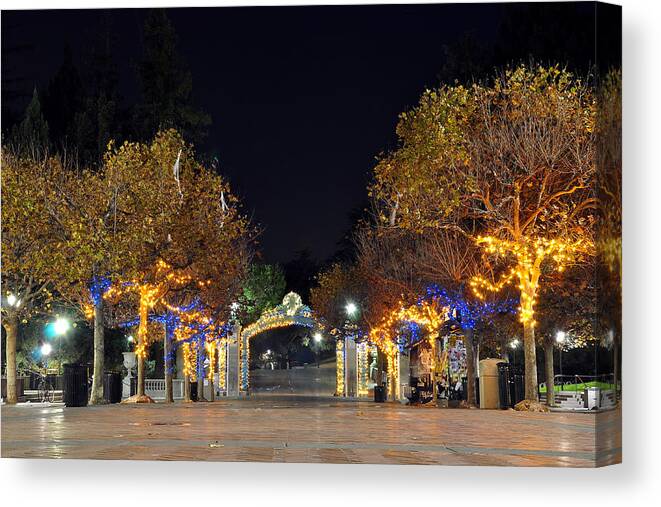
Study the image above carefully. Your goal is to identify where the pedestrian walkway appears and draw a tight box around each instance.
[0,397,621,467]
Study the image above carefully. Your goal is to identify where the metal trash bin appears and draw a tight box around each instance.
[374,384,386,403]
[497,362,512,409]
[103,372,122,403]
[584,386,601,409]
[63,364,88,407]
[190,381,198,402]
[479,359,504,409]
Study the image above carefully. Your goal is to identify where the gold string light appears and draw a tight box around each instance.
[470,235,591,325]
[336,338,345,396]
[357,341,370,397]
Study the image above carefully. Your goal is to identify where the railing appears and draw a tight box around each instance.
[144,378,185,400]
[547,374,618,393]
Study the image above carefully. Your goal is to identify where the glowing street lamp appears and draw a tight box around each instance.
[509,338,519,366]
[313,332,323,344]
[40,342,52,356]
[7,293,18,307]
[53,317,71,336]
[345,301,358,318]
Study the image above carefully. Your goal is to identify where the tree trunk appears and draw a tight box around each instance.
[137,355,145,396]
[164,325,173,403]
[523,321,539,401]
[184,375,191,402]
[197,377,205,401]
[89,299,105,404]
[544,341,555,407]
[464,329,476,407]
[136,296,148,397]
[3,313,19,404]
[613,342,619,402]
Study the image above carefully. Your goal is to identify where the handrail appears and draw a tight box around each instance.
[549,373,617,393]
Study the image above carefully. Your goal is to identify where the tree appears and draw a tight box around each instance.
[43,141,158,404]
[466,66,596,403]
[71,16,122,166]
[371,65,597,403]
[134,9,210,145]
[42,44,84,153]
[240,264,286,324]
[283,250,319,304]
[595,70,621,399]
[536,267,598,406]
[410,229,521,406]
[1,153,62,403]
[8,88,50,159]
[311,262,367,332]
[101,129,251,400]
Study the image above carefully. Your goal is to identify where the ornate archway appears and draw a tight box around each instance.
[238,292,320,392]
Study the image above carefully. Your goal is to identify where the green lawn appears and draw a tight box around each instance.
[539,381,616,393]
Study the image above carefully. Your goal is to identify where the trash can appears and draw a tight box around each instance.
[479,359,504,409]
[584,387,601,409]
[63,364,88,407]
[130,376,137,396]
[511,365,525,406]
[103,372,122,404]
[497,362,512,409]
[374,384,386,403]
[190,380,198,402]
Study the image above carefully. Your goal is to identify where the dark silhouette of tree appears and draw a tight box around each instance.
[9,88,49,158]
[42,44,83,152]
[283,250,319,304]
[134,9,210,145]
[437,31,492,86]
[71,13,122,166]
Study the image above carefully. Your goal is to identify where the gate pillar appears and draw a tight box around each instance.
[226,323,241,398]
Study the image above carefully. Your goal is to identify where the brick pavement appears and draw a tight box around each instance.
[0,397,621,467]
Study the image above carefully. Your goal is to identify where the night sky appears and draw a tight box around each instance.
[1,3,620,264]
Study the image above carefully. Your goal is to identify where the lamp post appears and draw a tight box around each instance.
[45,316,70,370]
[556,331,566,379]
[510,338,520,365]
[341,301,359,397]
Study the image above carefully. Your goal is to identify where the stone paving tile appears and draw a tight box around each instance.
[0,397,621,467]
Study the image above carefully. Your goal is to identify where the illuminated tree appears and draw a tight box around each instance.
[44,146,161,404]
[413,230,483,406]
[101,129,251,400]
[372,65,597,403]
[466,66,596,402]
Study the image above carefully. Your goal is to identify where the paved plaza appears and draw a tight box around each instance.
[1,397,621,467]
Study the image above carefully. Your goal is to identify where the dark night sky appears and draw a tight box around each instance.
[1,3,620,264]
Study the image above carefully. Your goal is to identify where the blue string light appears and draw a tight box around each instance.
[421,284,519,331]
[89,276,112,305]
